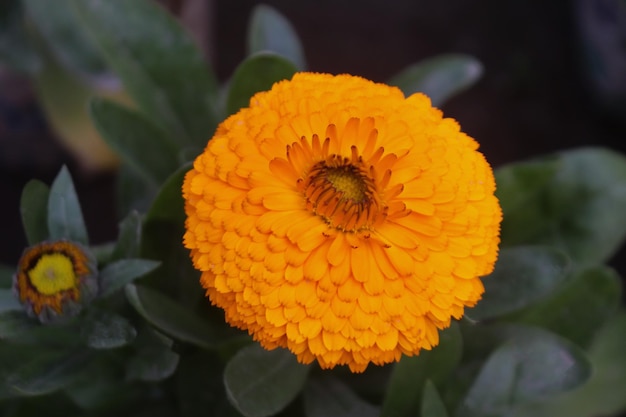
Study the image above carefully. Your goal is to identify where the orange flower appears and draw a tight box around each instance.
[183,73,502,372]
[14,240,97,323]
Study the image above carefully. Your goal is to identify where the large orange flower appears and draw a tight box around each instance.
[183,73,501,372]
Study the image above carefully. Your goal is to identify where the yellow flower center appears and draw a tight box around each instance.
[302,154,379,232]
[325,165,367,202]
[27,253,77,295]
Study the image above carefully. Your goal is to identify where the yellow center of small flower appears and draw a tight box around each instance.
[27,253,77,295]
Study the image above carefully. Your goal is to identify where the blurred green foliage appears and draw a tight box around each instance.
[1,1,626,417]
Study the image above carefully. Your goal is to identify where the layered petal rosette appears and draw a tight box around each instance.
[183,72,502,372]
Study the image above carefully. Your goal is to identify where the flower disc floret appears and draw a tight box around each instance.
[183,72,502,372]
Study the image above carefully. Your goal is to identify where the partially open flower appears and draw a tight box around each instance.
[14,240,97,323]
[183,72,502,372]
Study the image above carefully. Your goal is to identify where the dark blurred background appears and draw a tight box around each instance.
[1,0,625,268]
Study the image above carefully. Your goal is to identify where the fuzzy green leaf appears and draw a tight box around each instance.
[224,344,310,417]
[90,97,181,186]
[64,365,145,412]
[226,52,297,116]
[141,164,202,303]
[0,289,21,313]
[421,380,449,417]
[388,54,483,106]
[457,330,591,417]
[98,258,160,298]
[70,0,218,146]
[540,148,626,264]
[467,246,571,321]
[115,163,158,217]
[497,148,626,265]
[511,312,626,417]
[495,158,559,247]
[124,326,179,383]
[111,210,143,260]
[0,311,44,341]
[516,266,622,347]
[20,180,50,245]
[125,284,236,350]
[47,166,88,245]
[81,311,136,349]
[23,0,107,75]
[140,217,201,304]
[304,376,379,417]
[90,242,116,265]
[125,343,179,382]
[6,348,92,396]
[145,162,190,224]
[0,310,83,347]
[247,5,306,69]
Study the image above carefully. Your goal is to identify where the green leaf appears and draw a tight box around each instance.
[247,5,306,69]
[0,0,41,74]
[0,264,14,288]
[126,347,178,384]
[495,158,559,247]
[80,311,136,349]
[226,52,297,116]
[90,241,115,265]
[0,345,43,400]
[64,365,145,413]
[115,162,158,217]
[140,217,202,303]
[111,210,143,260]
[540,148,626,264]
[421,380,449,417]
[388,54,483,107]
[124,325,179,382]
[47,165,88,245]
[515,266,622,347]
[140,163,203,304]
[145,162,190,224]
[23,0,107,75]
[20,180,50,245]
[511,312,626,417]
[0,289,21,313]
[498,148,626,265]
[125,283,238,350]
[304,376,379,417]
[125,345,179,382]
[224,344,310,417]
[0,310,83,347]
[466,246,571,321]
[98,258,161,298]
[90,97,181,186]
[70,0,219,146]
[457,330,591,417]
[381,323,462,417]
[0,311,43,341]
[6,348,92,396]
[140,163,205,305]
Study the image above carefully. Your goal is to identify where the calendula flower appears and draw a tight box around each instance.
[14,240,97,323]
[183,72,502,372]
